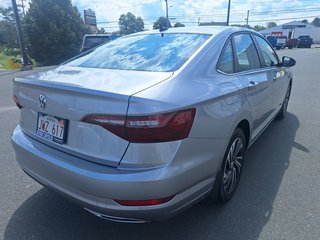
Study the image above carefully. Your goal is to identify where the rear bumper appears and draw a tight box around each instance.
[11,125,221,222]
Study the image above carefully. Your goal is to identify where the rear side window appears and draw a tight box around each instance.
[233,34,261,72]
[218,40,234,74]
[254,35,279,68]
[68,33,211,72]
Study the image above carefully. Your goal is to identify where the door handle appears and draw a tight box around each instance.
[248,81,257,90]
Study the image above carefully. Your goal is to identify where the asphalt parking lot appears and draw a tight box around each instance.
[1,47,320,240]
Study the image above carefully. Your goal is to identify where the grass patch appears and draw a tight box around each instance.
[0,48,37,70]
[0,53,12,69]
[0,50,21,70]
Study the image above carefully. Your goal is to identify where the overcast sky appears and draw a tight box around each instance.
[1,0,319,31]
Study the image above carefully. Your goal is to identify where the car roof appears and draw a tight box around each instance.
[132,26,254,37]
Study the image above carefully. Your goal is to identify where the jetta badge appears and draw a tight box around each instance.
[39,94,47,110]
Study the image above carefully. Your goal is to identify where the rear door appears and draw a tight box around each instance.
[232,33,274,140]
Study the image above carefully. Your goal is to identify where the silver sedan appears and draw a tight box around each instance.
[11,26,295,223]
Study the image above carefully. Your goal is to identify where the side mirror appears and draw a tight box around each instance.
[282,56,296,67]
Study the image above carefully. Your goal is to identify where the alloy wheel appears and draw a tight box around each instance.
[223,137,244,195]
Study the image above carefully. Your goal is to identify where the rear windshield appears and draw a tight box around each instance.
[67,33,211,72]
[299,36,310,39]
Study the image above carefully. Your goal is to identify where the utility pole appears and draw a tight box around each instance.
[245,10,250,27]
[165,0,169,28]
[12,0,32,70]
[226,0,231,26]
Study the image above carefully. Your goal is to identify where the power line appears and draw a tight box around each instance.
[230,15,320,23]
[232,0,318,3]
[99,7,320,23]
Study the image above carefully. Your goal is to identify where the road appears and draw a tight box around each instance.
[1,48,320,240]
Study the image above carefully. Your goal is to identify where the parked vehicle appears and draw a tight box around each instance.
[275,36,287,50]
[285,38,299,49]
[80,34,112,52]
[266,35,277,48]
[12,27,296,223]
[297,35,313,48]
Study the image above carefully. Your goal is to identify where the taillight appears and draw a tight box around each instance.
[13,95,22,109]
[114,195,175,206]
[82,108,196,143]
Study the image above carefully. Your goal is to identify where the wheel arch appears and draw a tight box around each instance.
[236,119,250,150]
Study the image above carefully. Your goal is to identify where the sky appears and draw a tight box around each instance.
[1,0,320,32]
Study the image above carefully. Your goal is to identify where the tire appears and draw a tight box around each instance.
[213,128,247,203]
[276,46,281,50]
[288,46,293,49]
[276,84,291,120]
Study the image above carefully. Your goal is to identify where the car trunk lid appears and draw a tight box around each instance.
[13,65,173,167]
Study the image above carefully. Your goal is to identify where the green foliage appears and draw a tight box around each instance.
[0,52,11,69]
[173,22,185,28]
[153,17,171,30]
[0,50,23,69]
[267,22,277,28]
[230,24,249,28]
[253,25,266,31]
[311,17,320,27]
[0,7,19,49]
[118,12,144,35]
[301,19,309,24]
[24,0,89,65]
[97,28,105,34]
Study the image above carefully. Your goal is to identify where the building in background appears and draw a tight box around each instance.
[84,9,97,33]
[260,21,320,43]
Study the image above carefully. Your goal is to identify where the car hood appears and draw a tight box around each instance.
[22,65,174,96]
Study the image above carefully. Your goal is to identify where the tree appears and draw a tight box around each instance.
[0,7,20,51]
[230,24,249,28]
[253,25,266,31]
[267,22,277,28]
[311,17,320,27]
[153,17,171,30]
[118,12,144,35]
[97,28,105,34]
[174,22,185,28]
[24,0,88,65]
[301,19,309,24]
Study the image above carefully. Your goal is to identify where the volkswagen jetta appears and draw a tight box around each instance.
[11,26,296,223]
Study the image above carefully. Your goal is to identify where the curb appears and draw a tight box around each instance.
[0,69,20,77]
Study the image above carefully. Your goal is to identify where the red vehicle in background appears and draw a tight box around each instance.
[285,38,299,49]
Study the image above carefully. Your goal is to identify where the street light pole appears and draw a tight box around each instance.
[12,0,32,70]
[165,0,169,28]
[226,0,231,26]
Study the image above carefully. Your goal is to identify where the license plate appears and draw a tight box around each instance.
[36,113,67,144]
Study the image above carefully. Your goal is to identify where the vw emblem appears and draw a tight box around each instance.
[39,94,47,110]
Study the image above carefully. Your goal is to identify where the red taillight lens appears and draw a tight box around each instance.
[13,95,22,109]
[114,195,175,206]
[82,108,196,143]
[82,115,127,139]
